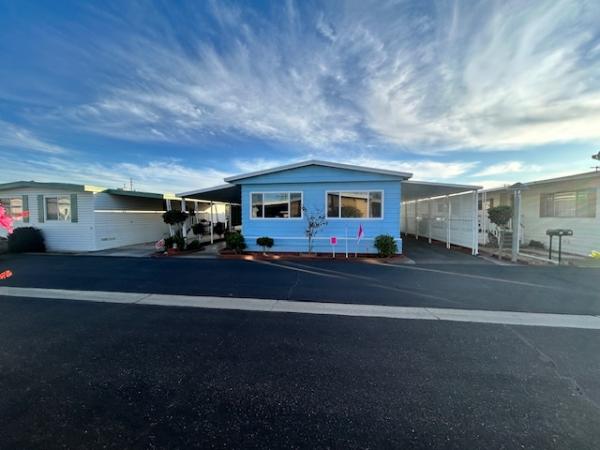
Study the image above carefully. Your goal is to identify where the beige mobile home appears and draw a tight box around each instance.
[479,171,600,257]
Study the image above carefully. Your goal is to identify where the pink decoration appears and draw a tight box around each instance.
[0,205,29,234]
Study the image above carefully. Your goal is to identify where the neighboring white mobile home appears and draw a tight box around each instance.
[479,171,600,256]
[0,181,228,252]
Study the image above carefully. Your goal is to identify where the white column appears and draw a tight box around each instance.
[427,199,432,244]
[180,198,187,241]
[511,189,521,262]
[472,190,479,256]
[415,200,419,240]
[446,195,451,249]
[210,201,214,244]
[166,199,174,237]
[482,191,487,245]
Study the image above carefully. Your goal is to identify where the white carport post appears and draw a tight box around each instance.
[481,191,487,244]
[210,201,214,244]
[427,199,432,244]
[511,188,522,262]
[415,200,419,240]
[181,198,187,242]
[446,195,451,249]
[472,189,479,256]
[227,203,232,231]
[166,199,174,237]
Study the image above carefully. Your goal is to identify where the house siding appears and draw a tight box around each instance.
[239,166,403,254]
[0,188,96,252]
[1,188,175,252]
[482,175,600,256]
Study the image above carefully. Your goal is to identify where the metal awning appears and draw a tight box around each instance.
[401,180,481,202]
[177,183,241,204]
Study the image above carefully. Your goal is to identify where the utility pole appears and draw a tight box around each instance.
[129,178,134,191]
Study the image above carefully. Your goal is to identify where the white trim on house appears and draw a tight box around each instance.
[324,190,385,220]
[225,159,413,182]
[248,191,304,220]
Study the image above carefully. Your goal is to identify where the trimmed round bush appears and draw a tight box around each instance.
[374,234,398,257]
[256,236,274,252]
[8,227,46,253]
[162,210,188,225]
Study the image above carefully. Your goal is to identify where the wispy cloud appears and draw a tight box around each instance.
[36,0,599,153]
[0,121,69,154]
[0,155,230,194]
[474,161,542,177]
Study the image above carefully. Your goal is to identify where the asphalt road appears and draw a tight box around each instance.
[1,248,599,315]
[1,295,600,449]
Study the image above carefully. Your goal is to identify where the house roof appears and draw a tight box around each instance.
[177,183,241,203]
[223,159,413,183]
[481,170,600,193]
[0,180,181,200]
[0,181,105,193]
[103,189,181,201]
[401,180,481,202]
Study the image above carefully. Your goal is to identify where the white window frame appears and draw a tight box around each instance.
[44,195,72,222]
[0,196,24,220]
[249,191,304,220]
[325,190,384,220]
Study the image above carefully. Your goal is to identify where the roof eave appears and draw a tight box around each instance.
[224,159,413,182]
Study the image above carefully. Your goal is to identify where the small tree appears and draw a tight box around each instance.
[303,207,327,254]
[162,210,188,249]
[488,205,512,259]
[256,236,274,254]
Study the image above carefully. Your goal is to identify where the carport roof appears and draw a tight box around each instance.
[177,183,241,203]
[401,180,481,202]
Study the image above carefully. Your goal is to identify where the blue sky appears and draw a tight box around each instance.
[1,0,599,193]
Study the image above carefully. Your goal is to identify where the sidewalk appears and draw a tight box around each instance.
[2,286,600,330]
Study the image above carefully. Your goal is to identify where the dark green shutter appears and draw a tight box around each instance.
[37,195,44,223]
[22,195,29,223]
[70,193,78,223]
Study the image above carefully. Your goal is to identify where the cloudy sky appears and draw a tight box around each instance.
[1,0,599,193]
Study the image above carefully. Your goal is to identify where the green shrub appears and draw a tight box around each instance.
[488,205,512,228]
[186,239,202,251]
[256,236,274,252]
[528,240,545,249]
[213,221,226,237]
[374,234,398,257]
[225,231,246,254]
[191,223,205,235]
[164,234,185,250]
[162,210,188,225]
[8,227,46,253]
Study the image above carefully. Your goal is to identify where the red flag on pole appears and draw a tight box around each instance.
[355,224,364,257]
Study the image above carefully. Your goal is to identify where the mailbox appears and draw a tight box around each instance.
[546,229,573,263]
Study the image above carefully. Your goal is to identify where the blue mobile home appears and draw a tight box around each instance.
[225,161,410,254]
[179,160,482,256]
